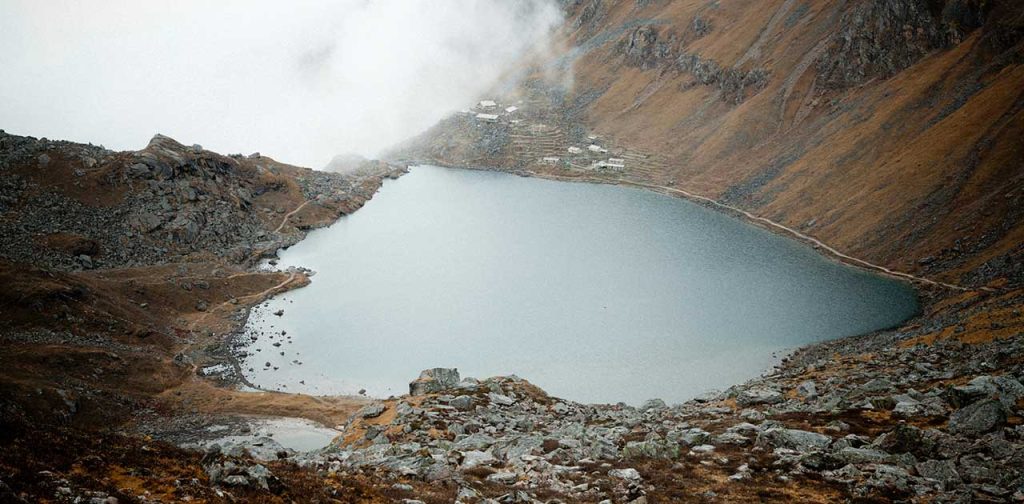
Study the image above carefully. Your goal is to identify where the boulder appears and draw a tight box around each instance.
[949,375,1024,409]
[459,450,496,469]
[639,398,667,411]
[795,380,818,399]
[488,392,515,406]
[486,471,517,484]
[409,368,460,396]
[608,468,642,481]
[737,387,784,406]
[357,403,386,419]
[891,394,946,418]
[757,428,832,453]
[669,427,710,446]
[823,464,863,484]
[867,464,911,493]
[948,399,1007,436]
[129,163,151,178]
[449,395,474,411]
[622,435,680,459]
[832,447,891,465]
[874,425,923,454]
[915,459,960,489]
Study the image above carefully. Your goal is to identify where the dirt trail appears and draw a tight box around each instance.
[274,200,313,233]
[528,170,991,293]
[188,272,299,333]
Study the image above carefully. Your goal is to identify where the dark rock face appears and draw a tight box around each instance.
[573,0,606,33]
[815,0,992,89]
[621,25,677,69]
[615,24,770,105]
[941,0,989,41]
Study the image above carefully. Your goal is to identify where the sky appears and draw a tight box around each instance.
[0,0,562,168]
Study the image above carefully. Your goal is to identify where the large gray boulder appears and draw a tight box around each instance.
[737,387,784,406]
[639,398,667,411]
[757,428,832,453]
[409,368,460,396]
[948,399,1007,436]
[949,375,1024,409]
[915,459,960,489]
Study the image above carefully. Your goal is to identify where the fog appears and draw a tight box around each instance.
[0,0,562,168]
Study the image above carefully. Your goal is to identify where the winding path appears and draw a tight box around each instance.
[529,170,991,293]
[188,272,299,332]
[274,200,313,233]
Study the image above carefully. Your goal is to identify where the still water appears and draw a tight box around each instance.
[242,165,918,404]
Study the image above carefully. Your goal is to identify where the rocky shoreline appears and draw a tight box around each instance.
[298,314,1024,503]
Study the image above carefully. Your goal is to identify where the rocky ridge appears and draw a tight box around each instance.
[0,130,395,271]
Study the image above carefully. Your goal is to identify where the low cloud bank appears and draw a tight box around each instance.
[0,0,563,168]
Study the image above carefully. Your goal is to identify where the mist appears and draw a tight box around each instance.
[0,0,562,168]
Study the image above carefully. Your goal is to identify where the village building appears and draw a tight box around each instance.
[594,159,625,171]
[504,106,518,113]
[567,146,583,154]
[478,100,497,108]
[475,113,499,122]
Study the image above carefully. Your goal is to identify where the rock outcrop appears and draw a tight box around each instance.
[409,367,462,396]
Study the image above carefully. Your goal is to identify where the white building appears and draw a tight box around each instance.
[478,100,497,108]
[608,157,625,165]
[504,106,518,113]
[595,160,625,171]
[475,113,499,122]
[542,156,560,164]
[587,144,608,154]
[567,146,583,154]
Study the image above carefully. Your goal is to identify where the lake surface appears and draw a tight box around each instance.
[241,165,919,404]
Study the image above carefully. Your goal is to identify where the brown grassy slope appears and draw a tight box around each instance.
[558,0,1024,287]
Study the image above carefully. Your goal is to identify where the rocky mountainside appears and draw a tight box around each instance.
[393,0,1024,291]
[0,131,411,502]
[0,131,393,271]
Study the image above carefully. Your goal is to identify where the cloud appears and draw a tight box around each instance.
[0,0,562,168]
